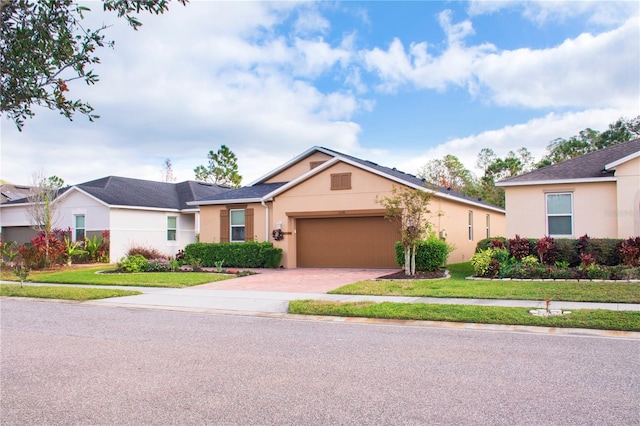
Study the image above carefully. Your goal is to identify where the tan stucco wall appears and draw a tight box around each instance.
[264,152,333,183]
[613,156,640,237]
[503,181,617,238]
[430,196,506,264]
[200,161,506,267]
[199,202,269,243]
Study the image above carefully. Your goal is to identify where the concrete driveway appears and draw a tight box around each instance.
[190,268,398,293]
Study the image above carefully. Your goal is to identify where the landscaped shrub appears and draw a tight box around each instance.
[475,237,506,252]
[609,265,640,280]
[119,254,148,273]
[618,237,640,267]
[470,249,495,277]
[584,265,610,280]
[500,261,546,279]
[146,258,170,272]
[586,238,620,266]
[535,236,557,265]
[394,237,452,271]
[184,241,283,268]
[127,245,165,260]
[554,238,580,266]
[507,235,532,260]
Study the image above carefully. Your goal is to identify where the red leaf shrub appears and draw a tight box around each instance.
[507,235,531,260]
[618,237,640,267]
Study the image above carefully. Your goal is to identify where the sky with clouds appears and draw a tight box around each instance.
[1,0,639,187]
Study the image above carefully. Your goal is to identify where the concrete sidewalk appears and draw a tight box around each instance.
[9,282,637,314]
[91,288,640,313]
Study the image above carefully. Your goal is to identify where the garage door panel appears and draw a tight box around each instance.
[297,217,399,268]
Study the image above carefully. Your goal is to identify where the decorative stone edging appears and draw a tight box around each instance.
[529,309,571,317]
[466,276,640,283]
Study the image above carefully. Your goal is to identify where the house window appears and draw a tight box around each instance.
[486,214,490,239]
[230,209,245,242]
[167,216,177,241]
[331,173,351,190]
[546,193,573,236]
[74,215,85,241]
[468,211,473,241]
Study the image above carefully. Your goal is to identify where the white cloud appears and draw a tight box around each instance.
[467,0,639,27]
[473,16,640,109]
[293,5,331,36]
[362,9,639,110]
[362,10,496,92]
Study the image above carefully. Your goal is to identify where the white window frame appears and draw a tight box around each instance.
[468,210,473,241]
[74,214,85,242]
[546,192,573,237]
[230,209,245,242]
[485,214,490,239]
[167,216,177,241]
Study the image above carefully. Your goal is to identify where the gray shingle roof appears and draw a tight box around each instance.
[195,182,288,202]
[76,176,230,210]
[497,138,640,185]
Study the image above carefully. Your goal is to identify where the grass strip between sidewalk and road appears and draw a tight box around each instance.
[289,300,640,331]
[0,284,142,301]
[329,263,640,304]
[0,266,234,288]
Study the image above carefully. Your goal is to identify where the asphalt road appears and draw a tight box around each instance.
[1,299,638,425]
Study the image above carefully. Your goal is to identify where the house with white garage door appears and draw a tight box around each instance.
[0,176,230,261]
[191,147,505,268]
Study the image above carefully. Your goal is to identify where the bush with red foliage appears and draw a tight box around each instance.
[25,229,67,268]
[507,235,531,260]
[618,237,640,267]
[536,236,557,265]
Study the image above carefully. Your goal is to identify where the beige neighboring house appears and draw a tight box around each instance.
[496,138,640,239]
[191,146,505,268]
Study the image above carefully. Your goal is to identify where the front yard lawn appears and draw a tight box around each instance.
[0,265,234,288]
[330,263,640,303]
[289,300,640,332]
[0,284,142,301]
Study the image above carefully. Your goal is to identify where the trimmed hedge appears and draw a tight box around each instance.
[476,236,623,266]
[394,239,451,271]
[184,242,283,268]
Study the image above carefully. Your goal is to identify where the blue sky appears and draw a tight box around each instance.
[1,0,639,186]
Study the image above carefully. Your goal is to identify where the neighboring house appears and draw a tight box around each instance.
[191,146,505,268]
[496,138,640,239]
[0,184,34,204]
[0,176,230,261]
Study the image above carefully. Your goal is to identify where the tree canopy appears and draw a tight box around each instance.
[194,145,242,188]
[537,116,640,167]
[0,0,187,130]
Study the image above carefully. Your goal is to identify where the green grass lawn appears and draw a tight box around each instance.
[0,284,141,301]
[330,263,640,303]
[289,300,640,331]
[0,265,234,288]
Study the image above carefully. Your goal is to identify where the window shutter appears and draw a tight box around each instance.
[244,208,254,241]
[220,209,229,243]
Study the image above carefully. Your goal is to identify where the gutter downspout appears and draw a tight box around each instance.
[261,199,269,242]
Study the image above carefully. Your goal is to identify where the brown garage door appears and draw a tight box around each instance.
[296,216,399,268]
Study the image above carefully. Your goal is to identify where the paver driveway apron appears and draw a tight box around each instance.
[94,268,397,314]
[190,268,396,293]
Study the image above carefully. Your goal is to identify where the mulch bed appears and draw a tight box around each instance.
[377,269,448,280]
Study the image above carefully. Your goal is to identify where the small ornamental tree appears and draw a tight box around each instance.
[26,173,65,267]
[377,185,432,276]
